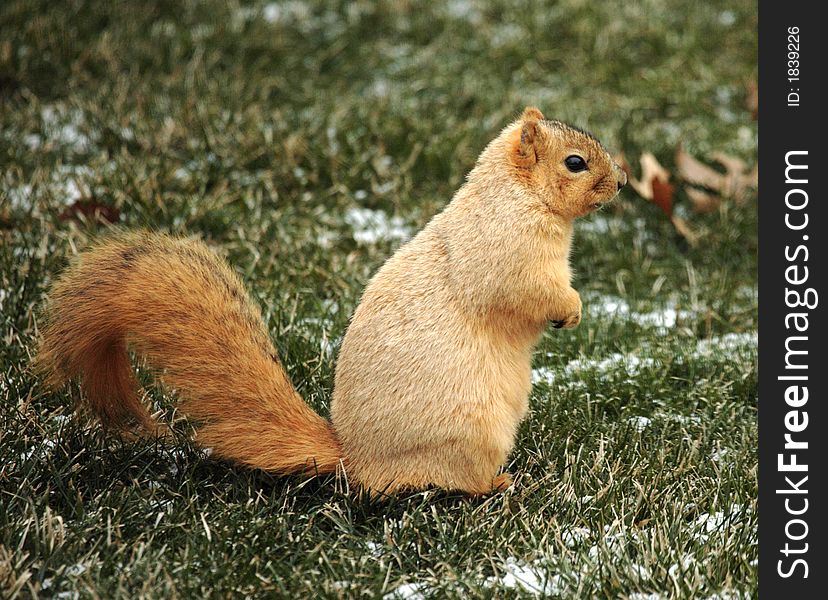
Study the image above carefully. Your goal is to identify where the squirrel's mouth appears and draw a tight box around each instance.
[589,189,622,211]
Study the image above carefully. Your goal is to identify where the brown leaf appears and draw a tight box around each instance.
[628,152,705,241]
[675,146,758,206]
[686,187,720,214]
[60,200,120,224]
[651,177,675,217]
[629,152,673,214]
[709,151,746,175]
[747,164,758,187]
[710,151,758,204]
[675,145,725,191]
[746,79,758,120]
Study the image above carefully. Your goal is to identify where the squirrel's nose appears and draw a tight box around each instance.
[617,169,627,190]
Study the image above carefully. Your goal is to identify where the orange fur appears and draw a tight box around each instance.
[36,232,341,474]
[36,107,625,495]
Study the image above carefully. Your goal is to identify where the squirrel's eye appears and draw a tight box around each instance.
[564,155,587,172]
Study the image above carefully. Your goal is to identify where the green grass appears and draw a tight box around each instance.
[1,0,757,598]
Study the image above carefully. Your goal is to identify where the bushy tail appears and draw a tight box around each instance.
[35,231,342,475]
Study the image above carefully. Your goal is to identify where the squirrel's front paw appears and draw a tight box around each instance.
[551,313,580,329]
[550,289,582,329]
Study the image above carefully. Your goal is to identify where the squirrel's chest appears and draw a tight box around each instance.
[440,318,535,420]
[478,339,533,419]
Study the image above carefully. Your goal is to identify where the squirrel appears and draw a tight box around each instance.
[36,107,627,496]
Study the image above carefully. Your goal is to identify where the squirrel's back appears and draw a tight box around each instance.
[36,231,341,474]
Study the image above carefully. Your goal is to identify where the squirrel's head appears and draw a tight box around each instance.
[501,107,626,220]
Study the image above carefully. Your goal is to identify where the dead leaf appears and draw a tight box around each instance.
[629,152,674,216]
[676,146,757,208]
[747,164,758,187]
[675,145,725,191]
[60,200,120,224]
[651,177,675,217]
[746,79,758,120]
[627,152,703,243]
[709,151,746,175]
[685,187,720,214]
[711,151,758,204]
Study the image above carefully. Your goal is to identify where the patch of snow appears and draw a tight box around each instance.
[629,563,654,581]
[490,23,525,47]
[636,307,689,329]
[718,10,737,26]
[578,214,615,234]
[41,106,94,154]
[173,167,192,181]
[315,229,338,249]
[586,293,692,331]
[154,445,210,474]
[383,582,428,600]
[530,366,556,386]
[695,506,743,533]
[711,447,731,463]
[19,438,56,461]
[694,332,757,357]
[561,526,592,547]
[24,133,41,150]
[445,0,484,25]
[345,207,411,245]
[578,215,647,235]
[586,524,634,561]
[736,126,756,153]
[366,540,384,557]
[320,336,338,358]
[233,6,257,23]
[566,353,655,376]
[483,557,561,596]
[5,184,33,210]
[368,77,391,98]
[262,1,311,24]
[663,413,702,426]
[628,416,652,432]
[737,286,758,303]
[667,554,696,579]
[589,295,630,315]
[65,563,87,577]
[533,351,655,389]
[686,505,751,547]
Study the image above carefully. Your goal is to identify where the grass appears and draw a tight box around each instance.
[1,0,757,598]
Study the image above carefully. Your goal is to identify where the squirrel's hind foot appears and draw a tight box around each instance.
[492,472,512,492]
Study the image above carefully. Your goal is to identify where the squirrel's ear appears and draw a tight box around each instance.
[511,106,545,168]
[521,106,545,121]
